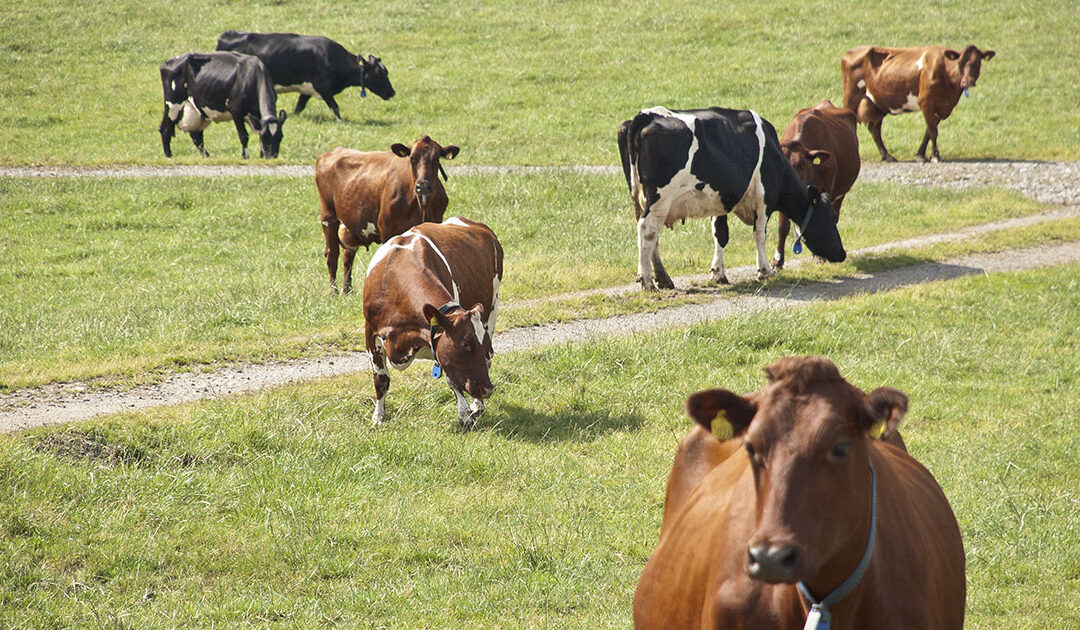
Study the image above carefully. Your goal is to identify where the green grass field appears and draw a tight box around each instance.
[0,173,1050,390]
[1,0,1078,165]
[2,263,1078,628]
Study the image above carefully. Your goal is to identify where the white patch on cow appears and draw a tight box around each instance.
[177,100,211,132]
[901,92,920,112]
[866,89,879,106]
[337,223,359,252]
[366,233,417,275]
[371,396,386,424]
[360,222,377,238]
[275,82,317,96]
[451,385,473,427]
[443,216,470,228]
[486,274,500,340]
[857,79,866,89]
[916,52,926,71]
[412,231,461,302]
[469,311,486,345]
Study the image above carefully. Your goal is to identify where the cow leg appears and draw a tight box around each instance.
[159,106,176,158]
[773,213,791,269]
[449,384,477,430]
[320,93,343,121]
[295,93,312,115]
[337,224,361,294]
[637,216,663,291]
[867,119,895,162]
[917,110,942,163]
[652,249,674,290]
[368,333,391,424]
[189,131,210,158]
[710,215,730,284]
[232,118,251,159]
[752,206,773,280]
[322,216,341,292]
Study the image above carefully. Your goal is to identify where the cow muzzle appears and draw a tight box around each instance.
[466,380,494,400]
[747,542,800,583]
[415,181,433,207]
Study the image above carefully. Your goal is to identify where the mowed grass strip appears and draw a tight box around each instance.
[0,0,1078,165]
[0,173,1050,390]
[1,263,1078,627]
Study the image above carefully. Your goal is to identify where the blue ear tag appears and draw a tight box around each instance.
[793,241,803,254]
[432,363,442,379]
[964,88,970,98]
[360,87,367,98]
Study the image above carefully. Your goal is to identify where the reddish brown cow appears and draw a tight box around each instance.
[634,356,965,630]
[362,217,503,429]
[842,45,995,163]
[775,100,860,269]
[316,135,460,293]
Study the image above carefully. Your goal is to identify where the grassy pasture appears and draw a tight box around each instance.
[1,263,1078,627]
[0,173,1050,390]
[0,0,1078,165]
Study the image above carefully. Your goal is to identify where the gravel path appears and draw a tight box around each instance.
[2,161,1079,433]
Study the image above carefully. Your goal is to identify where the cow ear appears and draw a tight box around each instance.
[278,110,287,124]
[423,303,449,328]
[357,54,368,68]
[982,49,996,61]
[685,389,756,440]
[861,387,909,441]
[808,150,832,166]
[469,302,485,317]
[442,145,460,160]
[391,143,411,158]
[944,49,961,61]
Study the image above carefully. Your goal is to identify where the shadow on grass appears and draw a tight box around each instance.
[489,403,644,443]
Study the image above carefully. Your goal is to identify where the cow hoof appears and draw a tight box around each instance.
[916,154,929,163]
[656,276,675,290]
[882,154,897,163]
[930,156,941,164]
[757,268,774,281]
[773,255,785,270]
[711,274,730,285]
[371,411,387,425]
[638,277,659,291]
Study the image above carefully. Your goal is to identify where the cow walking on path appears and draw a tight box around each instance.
[775,100,860,269]
[634,356,965,630]
[217,31,394,121]
[618,107,846,291]
[362,218,502,430]
[159,52,287,159]
[316,136,459,293]
[841,45,995,163]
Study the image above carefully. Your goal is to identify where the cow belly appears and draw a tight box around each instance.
[276,82,317,95]
[728,167,764,226]
[663,188,727,227]
[177,101,213,132]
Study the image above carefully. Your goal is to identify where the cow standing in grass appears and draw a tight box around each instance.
[841,45,995,162]
[316,136,460,294]
[363,218,503,430]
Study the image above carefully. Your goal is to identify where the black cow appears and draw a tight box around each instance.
[159,52,287,159]
[216,30,395,120]
[617,107,846,290]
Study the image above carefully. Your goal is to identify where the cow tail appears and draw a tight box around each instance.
[620,112,658,219]
[617,119,634,194]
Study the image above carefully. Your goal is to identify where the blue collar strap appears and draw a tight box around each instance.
[797,458,878,630]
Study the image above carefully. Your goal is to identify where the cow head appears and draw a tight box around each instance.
[685,356,908,589]
[359,54,395,100]
[425,303,494,400]
[390,136,460,207]
[782,142,836,202]
[257,110,287,159]
[796,187,845,263]
[945,45,996,89]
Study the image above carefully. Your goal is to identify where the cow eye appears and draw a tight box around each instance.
[831,443,850,459]
[744,442,757,461]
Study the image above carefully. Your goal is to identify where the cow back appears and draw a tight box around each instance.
[780,100,860,203]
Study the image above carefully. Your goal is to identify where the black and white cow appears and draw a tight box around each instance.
[617,107,847,290]
[159,52,287,159]
[216,30,395,121]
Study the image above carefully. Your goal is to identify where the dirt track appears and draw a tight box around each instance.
[2,161,1079,432]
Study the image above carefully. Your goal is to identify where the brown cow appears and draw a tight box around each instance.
[634,356,965,630]
[775,100,860,269]
[362,217,503,429]
[842,45,995,163]
[316,135,460,293]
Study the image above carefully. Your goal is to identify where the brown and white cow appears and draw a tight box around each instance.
[316,135,460,293]
[775,100,860,269]
[841,45,995,163]
[634,356,965,630]
[362,217,503,429]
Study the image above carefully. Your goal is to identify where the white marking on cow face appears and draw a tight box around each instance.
[360,222,377,238]
[857,79,866,89]
[275,82,316,96]
[443,216,470,228]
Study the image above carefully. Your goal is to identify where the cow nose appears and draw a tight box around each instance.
[747,542,799,583]
[468,380,494,399]
[415,180,432,196]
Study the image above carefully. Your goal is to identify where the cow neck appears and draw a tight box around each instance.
[796,457,877,630]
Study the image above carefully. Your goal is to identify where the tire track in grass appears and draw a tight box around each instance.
[4,239,1080,433]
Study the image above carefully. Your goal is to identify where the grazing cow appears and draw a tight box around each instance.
[775,100,861,269]
[841,45,996,162]
[316,136,460,293]
[617,107,846,291]
[216,30,394,120]
[634,356,965,630]
[363,218,503,429]
[159,52,287,159]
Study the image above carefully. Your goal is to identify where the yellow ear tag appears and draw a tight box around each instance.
[869,420,887,440]
[711,411,734,441]
[429,316,439,327]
